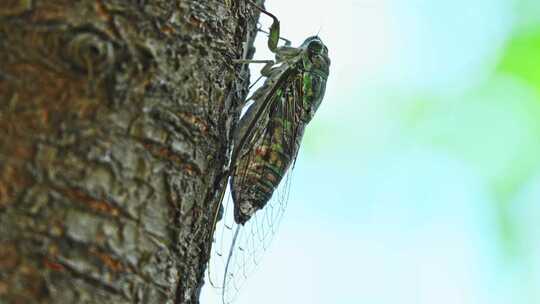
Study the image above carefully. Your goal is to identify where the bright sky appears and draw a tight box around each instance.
[200,0,540,303]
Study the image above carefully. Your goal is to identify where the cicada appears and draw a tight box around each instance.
[207,2,330,303]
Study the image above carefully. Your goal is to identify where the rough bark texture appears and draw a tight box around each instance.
[0,1,258,303]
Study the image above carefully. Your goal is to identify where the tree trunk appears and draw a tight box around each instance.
[0,1,258,303]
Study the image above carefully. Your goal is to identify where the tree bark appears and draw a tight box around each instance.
[0,1,258,303]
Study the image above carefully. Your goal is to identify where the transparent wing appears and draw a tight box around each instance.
[207,73,303,304]
[207,167,294,304]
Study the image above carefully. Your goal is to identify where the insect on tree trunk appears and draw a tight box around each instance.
[0,1,260,303]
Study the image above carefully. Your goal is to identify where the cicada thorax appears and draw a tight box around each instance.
[230,81,306,225]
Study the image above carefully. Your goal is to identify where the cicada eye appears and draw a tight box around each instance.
[308,40,324,55]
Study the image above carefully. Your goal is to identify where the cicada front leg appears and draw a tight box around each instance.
[232,59,275,76]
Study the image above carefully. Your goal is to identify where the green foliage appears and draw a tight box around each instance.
[498,29,540,95]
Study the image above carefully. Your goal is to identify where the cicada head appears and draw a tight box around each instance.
[300,36,330,77]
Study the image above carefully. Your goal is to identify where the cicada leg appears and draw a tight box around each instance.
[257,28,292,47]
[275,46,302,61]
[233,59,275,76]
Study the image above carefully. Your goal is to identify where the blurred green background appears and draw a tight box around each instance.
[202,0,540,303]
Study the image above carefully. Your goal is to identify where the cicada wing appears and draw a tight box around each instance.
[207,74,287,291]
[206,120,269,290]
[208,62,304,304]
[211,168,295,304]
[207,113,294,302]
